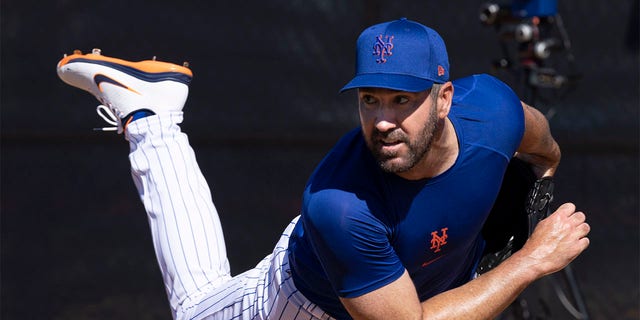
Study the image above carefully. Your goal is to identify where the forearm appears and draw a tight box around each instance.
[515,141,560,177]
[420,203,589,320]
[420,251,539,320]
[517,102,561,177]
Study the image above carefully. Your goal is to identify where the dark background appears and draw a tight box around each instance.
[2,0,638,319]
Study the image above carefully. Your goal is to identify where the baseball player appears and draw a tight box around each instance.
[57,18,590,320]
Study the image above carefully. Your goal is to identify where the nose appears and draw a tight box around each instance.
[374,106,397,133]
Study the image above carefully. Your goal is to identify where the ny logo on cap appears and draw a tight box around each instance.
[373,34,394,63]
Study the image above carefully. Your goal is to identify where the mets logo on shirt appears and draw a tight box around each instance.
[421,227,449,267]
[430,227,448,253]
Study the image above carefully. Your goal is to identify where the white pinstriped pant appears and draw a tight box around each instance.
[125,113,335,320]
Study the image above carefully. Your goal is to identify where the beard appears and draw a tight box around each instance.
[366,105,440,174]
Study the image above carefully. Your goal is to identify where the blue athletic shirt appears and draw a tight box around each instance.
[288,74,525,319]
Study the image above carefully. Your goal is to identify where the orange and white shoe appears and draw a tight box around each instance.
[57,48,193,133]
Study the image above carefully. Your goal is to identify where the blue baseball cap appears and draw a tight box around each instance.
[340,18,450,93]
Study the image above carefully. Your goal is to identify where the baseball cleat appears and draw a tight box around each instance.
[57,48,193,133]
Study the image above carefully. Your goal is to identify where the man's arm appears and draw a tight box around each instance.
[339,203,590,320]
[515,102,561,178]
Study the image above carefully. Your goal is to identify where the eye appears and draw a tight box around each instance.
[394,95,410,104]
[360,94,377,105]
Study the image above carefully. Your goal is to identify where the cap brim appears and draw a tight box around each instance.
[340,73,435,93]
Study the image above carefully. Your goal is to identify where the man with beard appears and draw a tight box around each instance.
[57,18,589,320]
[285,17,589,320]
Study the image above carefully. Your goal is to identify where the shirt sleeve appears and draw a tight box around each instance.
[451,74,525,160]
[302,187,406,298]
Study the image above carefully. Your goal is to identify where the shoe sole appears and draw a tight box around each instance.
[57,52,193,85]
[57,51,191,118]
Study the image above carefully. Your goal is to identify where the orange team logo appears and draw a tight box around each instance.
[430,227,448,253]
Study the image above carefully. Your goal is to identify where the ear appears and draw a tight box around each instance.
[436,82,454,119]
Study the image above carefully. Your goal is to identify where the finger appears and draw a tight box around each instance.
[554,202,576,217]
[570,211,586,224]
[577,222,591,237]
[577,236,590,252]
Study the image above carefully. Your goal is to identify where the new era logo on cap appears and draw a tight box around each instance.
[341,18,450,93]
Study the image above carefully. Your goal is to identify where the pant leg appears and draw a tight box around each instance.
[124,113,333,320]
[188,216,336,320]
[125,113,232,316]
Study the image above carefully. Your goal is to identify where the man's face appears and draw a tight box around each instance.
[358,87,440,175]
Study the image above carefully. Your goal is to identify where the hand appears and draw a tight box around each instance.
[520,203,590,277]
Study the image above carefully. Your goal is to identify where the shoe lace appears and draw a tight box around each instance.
[94,104,120,132]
